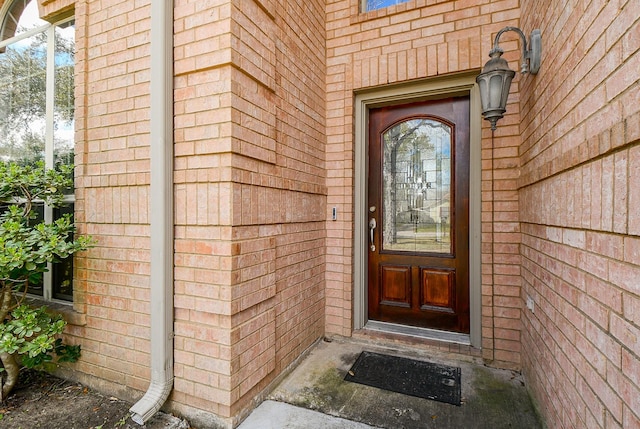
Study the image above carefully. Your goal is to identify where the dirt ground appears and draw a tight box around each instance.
[0,370,189,429]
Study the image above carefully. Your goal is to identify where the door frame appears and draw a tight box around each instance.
[354,72,482,348]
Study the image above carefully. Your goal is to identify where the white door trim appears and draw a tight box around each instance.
[353,73,482,348]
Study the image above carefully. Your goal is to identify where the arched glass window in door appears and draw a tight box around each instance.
[0,0,76,301]
[382,118,452,254]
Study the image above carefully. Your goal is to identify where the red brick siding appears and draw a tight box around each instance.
[223,0,327,416]
[71,0,326,424]
[519,0,640,427]
[71,0,155,400]
[37,0,74,21]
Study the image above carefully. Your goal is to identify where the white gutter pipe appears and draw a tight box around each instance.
[129,0,174,424]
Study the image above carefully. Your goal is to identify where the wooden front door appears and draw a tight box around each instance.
[367,97,470,333]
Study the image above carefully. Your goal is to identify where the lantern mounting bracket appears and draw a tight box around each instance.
[491,27,541,75]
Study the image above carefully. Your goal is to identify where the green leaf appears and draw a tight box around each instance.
[0,163,89,372]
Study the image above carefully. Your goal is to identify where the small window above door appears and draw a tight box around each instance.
[363,0,412,13]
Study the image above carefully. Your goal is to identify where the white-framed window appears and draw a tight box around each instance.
[0,0,75,302]
[363,0,412,12]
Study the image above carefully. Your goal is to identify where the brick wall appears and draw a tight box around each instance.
[37,0,74,21]
[71,0,326,425]
[59,0,640,426]
[223,0,327,418]
[175,0,327,421]
[72,0,155,400]
[519,0,640,427]
[326,0,524,367]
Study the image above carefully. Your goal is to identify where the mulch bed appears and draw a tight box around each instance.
[0,369,142,429]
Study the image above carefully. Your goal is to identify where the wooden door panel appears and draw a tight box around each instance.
[380,265,411,307]
[367,96,470,333]
[420,268,455,313]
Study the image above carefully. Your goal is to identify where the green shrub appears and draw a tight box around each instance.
[0,162,92,399]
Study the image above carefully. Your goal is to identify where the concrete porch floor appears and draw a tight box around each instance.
[238,337,543,429]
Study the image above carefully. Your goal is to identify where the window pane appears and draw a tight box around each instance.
[0,3,76,302]
[0,32,47,165]
[364,0,411,12]
[382,119,452,254]
[52,203,74,301]
[54,22,75,191]
[53,22,75,300]
[26,202,45,296]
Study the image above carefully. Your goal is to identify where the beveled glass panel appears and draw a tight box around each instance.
[382,118,452,254]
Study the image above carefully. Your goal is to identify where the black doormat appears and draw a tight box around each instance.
[344,351,462,406]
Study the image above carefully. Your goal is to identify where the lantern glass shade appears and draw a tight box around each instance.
[476,27,542,130]
[476,68,516,130]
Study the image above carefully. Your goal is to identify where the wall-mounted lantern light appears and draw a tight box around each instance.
[476,27,542,130]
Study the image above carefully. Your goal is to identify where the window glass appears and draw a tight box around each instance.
[6,202,75,301]
[52,203,75,300]
[0,0,75,302]
[54,22,75,187]
[0,30,47,165]
[26,202,45,296]
[364,0,412,12]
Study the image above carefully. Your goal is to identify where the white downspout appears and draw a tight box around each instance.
[129,0,174,424]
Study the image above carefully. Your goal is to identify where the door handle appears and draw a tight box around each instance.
[369,218,377,251]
